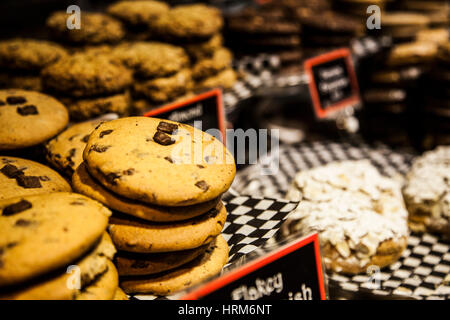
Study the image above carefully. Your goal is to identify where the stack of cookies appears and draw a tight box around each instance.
[41,53,133,121]
[226,3,302,72]
[150,4,237,92]
[111,41,192,115]
[0,39,67,91]
[421,41,450,148]
[72,117,236,295]
[0,192,122,300]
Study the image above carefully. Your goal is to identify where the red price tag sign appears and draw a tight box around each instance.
[144,89,226,143]
[181,233,327,300]
[304,48,361,119]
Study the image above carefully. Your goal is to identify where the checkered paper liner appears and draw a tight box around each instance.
[232,140,450,300]
[130,194,298,300]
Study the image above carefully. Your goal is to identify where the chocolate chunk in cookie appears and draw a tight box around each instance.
[153,131,175,146]
[1,164,24,179]
[2,199,32,216]
[157,122,178,134]
[17,105,38,116]
[16,175,42,188]
[6,96,27,105]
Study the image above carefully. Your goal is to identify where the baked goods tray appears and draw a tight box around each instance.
[129,193,298,300]
[232,140,450,300]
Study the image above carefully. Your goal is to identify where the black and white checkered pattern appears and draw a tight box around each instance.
[232,140,450,300]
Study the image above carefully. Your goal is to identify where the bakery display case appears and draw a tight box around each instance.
[0,0,448,302]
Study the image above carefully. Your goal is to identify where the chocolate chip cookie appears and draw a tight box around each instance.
[73,162,221,222]
[46,11,125,44]
[76,260,119,300]
[83,117,236,206]
[132,69,192,103]
[112,42,189,78]
[108,202,226,253]
[107,1,169,27]
[120,235,228,295]
[151,4,223,40]
[0,192,111,287]
[0,156,71,200]
[191,48,232,80]
[45,120,103,177]
[196,68,237,90]
[0,39,67,72]
[185,34,223,60]
[41,53,133,98]
[0,89,69,150]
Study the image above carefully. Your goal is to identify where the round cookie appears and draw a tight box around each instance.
[192,48,233,80]
[0,73,42,91]
[120,235,229,295]
[107,1,169,27]
[0,89,69,150]
[83,117,236,206]
[0,156,71,200]
[151,4,223,40]
[108,202,227,253]
[112,42,189,78]
[0,39,67,72]
[45,121,103,177]
[185,34,223,60]
[41,53,133,98]
[0,192,110,286]
[76,260,119,300]
[196,68,237,90]
[115,244,209,276]
[0,232,116,300]
[284,160,409,275]
[403,146,450,239]
[46,11,125,44]
[113,287,128,300]
[132,69,192,103]
[58,91,131,121]
[73,162,221,222]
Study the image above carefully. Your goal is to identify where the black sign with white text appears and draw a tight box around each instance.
[182,234,326,300]
[304,48,360,119]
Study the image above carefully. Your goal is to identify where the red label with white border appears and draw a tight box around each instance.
[181,233,326,300]
[304,48,361,119]
[144,89,226,143]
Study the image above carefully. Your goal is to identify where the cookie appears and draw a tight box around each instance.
[196,68,237,90]
[284,160,409,274]
[403,146,450,239]
[386,41,438,67]
[83,117,236,206]
[185,34,223,60]
[192,48,232,80]
[381,12,430,40]
[76,260,119,300]
[0,192,110,286]
[115,244,208,276]
[45,121,103,177]
[58,91,131,121]
[132,69,192,103]
[0,39,67,72]
[108,202,226,253]
[131,92,195,115]
[0,232,116,300]
[416,28,450,45]
[0,89,69,150]
[227,16,300,35]
[41,53,133,98]
[120,235,228,295]
[151,4,223,40]
[73,162,221,222]
[300,10,364,36]
[0,156,71,200]
[46,11,125,44]
[107,1,169,27]
[112,42,189,79]
[0,72,42,91]
[113,287,128,300]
